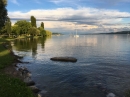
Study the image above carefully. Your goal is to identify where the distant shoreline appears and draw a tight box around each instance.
[80,31,130,35]
[100,31,130,34]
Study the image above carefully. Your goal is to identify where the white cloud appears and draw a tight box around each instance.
[8,7,130,33]
[49,0,67,4]
[11,0,19,5]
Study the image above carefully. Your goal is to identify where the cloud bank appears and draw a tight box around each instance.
[8,7,130,33]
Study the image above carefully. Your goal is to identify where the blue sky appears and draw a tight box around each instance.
[7,0,130,33]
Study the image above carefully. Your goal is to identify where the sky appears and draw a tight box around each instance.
[7,0,130,34]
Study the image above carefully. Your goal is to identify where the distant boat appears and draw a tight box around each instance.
[74,28,79,38]
[74,35,79,37]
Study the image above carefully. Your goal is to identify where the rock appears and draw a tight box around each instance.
[38,94,42,97]
[38,90,47,97]
[50,57,77,62]
[14,55,23,59]
[26,72,32,77]
[15,59,29,64]
[29,86,41,93]
[13,63,18,67]
[18,67,24,71]
[106,93,116,97]
[24,77,35,86]
[16,59,23,63]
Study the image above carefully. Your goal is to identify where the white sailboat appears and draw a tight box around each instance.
[74,28,79,38]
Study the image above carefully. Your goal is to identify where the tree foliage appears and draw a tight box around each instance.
[30,16,37,27]
[14,20,31,35]
[28,27,40,36]
[38,27,52,36]
[5,17,11,36]
[38,27,46,36]
[0,13,52,37]
[45,30,52,36]
[0,0,7,29]
[12,25,20,35]
[41,22,44,29]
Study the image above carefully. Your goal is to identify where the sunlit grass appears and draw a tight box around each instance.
[0,39,14,69]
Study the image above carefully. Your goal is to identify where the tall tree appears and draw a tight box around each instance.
[30,16,37,27]
[0,0,7,29]
[41,22,44,29]
[5,17,11,37]
[28,27,37,36]
[38,27,46,36]
[15,20,31,35]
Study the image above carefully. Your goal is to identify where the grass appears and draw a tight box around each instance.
[0,39,14,69]
[0,38,36,97]
[0,74,35,97]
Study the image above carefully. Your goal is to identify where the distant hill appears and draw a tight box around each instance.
[101,31,130,34]
[52,33,63,35]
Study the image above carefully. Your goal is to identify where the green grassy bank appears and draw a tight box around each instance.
[0,38,36,97]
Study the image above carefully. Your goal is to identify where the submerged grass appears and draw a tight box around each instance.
[0,38,36,97]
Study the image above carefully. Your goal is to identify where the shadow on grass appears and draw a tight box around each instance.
[0,73,35,97]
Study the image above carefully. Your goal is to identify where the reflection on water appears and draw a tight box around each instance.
[12,36,51,57]
[12,35,130,97]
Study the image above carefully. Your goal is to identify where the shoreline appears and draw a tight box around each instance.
[0,39,43,97]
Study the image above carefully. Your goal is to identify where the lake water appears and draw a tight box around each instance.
[12,35,130,97]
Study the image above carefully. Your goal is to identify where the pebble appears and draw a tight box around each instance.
[24,77,35,86]
[38,90,47,97]
[106,93,116,97]
[29,86,41,93]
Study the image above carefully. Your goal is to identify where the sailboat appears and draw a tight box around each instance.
[74,28,79,38]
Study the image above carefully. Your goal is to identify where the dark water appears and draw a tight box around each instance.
[12,35,130,97]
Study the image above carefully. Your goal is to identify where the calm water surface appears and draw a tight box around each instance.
[12,35,130,97]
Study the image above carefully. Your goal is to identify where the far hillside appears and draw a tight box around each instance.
[101,31,130,34]
[52,33,63,35]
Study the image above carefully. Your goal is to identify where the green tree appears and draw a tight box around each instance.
[41,22,44,29]
[45,30,52,36]
[38,27,46,36]
[30,16,37,27]
[28,27,39,36]
[0,26,6,35]
[36,29,40,36]
[5,17,11,37]
[0,0,7,29]
[12,25,20,36]
[15,20,31,35]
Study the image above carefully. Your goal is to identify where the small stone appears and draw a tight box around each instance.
[24,77,35,86]
[38,94,42,97]
[26,72,32,77]
[18,67,24,71]
[106,93,116,97]
[29,86,41,93]
[38,90,47,97]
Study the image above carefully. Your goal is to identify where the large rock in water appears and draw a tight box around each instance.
[50,57,77,62]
